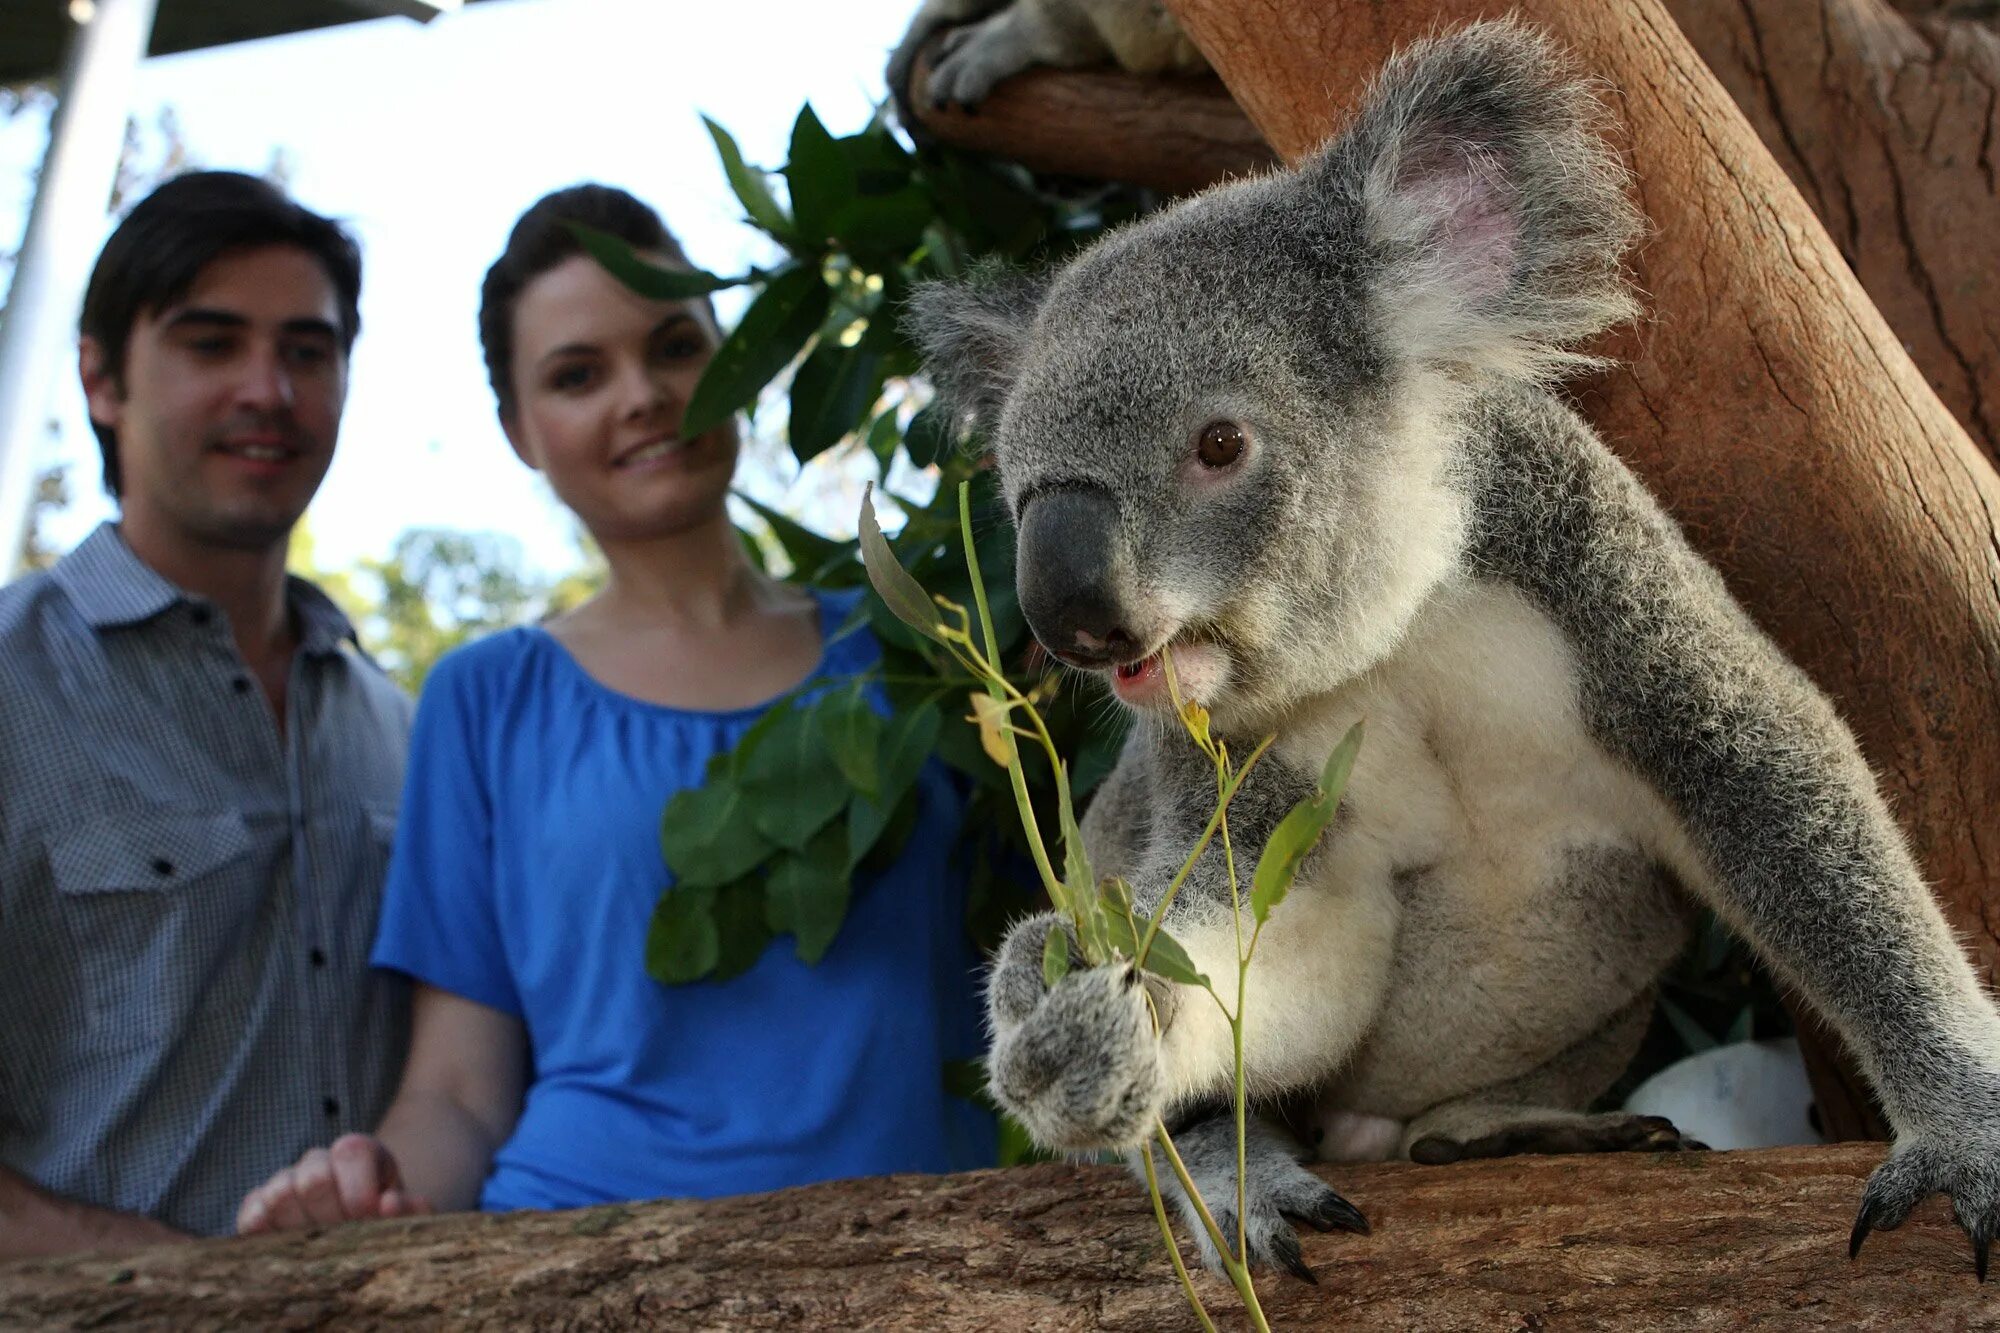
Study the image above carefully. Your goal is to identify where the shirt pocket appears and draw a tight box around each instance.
[47,810,262,1050]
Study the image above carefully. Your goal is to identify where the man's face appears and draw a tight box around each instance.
[83,244,348,552]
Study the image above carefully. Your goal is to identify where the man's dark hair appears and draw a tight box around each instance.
[478,183,695,421]
[78,170,362,498]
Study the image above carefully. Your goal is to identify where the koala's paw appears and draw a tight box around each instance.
[1155,1115,1369,1283]
[1851,1132,2000,1280]
[927,17,1034,110]
[987,915,1165,1152]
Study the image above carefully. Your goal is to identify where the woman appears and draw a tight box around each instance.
[237,185,993,1230]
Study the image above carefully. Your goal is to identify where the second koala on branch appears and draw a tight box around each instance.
[911,19,2000,1284]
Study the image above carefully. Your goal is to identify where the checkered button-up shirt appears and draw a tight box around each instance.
[0,523,412,1237]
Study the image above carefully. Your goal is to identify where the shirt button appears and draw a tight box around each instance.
[309,947,327,968]
[232,676,253,695]
[189,607,212,627]
[150,857,174,877]
[322,1097,340,1118]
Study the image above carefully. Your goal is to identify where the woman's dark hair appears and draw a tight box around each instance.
[478,184,696,421]
[79,170,363,497]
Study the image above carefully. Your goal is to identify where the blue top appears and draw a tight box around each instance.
[371,588,994,1210]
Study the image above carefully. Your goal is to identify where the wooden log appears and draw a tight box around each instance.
[0,1145,1983,1330]
[905,45,1276,193]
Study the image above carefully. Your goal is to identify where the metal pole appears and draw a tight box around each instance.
[0,0,160,580]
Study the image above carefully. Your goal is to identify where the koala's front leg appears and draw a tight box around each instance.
[1135,1108,1369,1282]
[987,911,1172,1151]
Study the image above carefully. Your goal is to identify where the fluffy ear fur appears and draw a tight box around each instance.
[1314,19,1643,382]
[903,259,1048,438]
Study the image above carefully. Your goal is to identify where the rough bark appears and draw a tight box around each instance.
[907,44,1276,193]
[1,1145,1985,1330]
[1666,0,2000,468]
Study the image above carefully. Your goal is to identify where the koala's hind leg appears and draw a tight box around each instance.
[1398,989,1706,1164]
[1136,1109,1368,1282]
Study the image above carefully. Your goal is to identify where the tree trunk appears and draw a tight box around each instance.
[1665,0,2000,468]
[0,1145,1981,1330]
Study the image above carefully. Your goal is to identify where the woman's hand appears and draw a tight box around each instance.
[235,1133,434,1234]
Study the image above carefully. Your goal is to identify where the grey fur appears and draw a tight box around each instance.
[923,19,2000,1281]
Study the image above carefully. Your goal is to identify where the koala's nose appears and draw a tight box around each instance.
[1016,487,1140,668]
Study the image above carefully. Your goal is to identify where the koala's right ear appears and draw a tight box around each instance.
[905,261,1048,437]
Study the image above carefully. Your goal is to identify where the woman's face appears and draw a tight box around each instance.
[503,251,737,543]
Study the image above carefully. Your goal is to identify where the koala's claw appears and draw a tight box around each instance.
[1300,1190,1371,1236]
[1267,1226,1317,1285]
[1849,1136,2000,1280]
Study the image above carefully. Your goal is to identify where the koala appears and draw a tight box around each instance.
[887,0,1205,115]
[909,19,2000,1283]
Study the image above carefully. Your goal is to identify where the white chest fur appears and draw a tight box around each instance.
[1154,578,1700,1115]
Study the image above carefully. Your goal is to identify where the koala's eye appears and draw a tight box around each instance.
[1195,420,1247,469]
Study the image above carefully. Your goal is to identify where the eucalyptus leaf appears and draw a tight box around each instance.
[660,778,775,889]
[646,885,720,985]
[1250,720,1365,925]
[1042,927,1071,988]
[703,114,792,238]
[785,105,855,247]
[865,407,901,474]
[1138,927,1209,990]
[566,222,747,300]
[739,700,848,850]
[765,824,852,964]
[859,485,945,644]
[848,703,941,863]
[788,339,885,464]
[829,187,933,260]
[817,689,885,799]
[708,874,774,983]
[682,264,830,439]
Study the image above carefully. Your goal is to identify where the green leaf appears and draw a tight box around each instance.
[1249,720,1364,925]
[785,105,856,247]
[738,701,848,850]
[1099,903,1140,961]
[703,114,791,238]
[1138,926,1209,989]
[646,885,719,985]
[765,824,852,963]
[829,186,933,260]
[1059,773,1093,902]
[660,778,775,888]
[733,491,851,584]
[859,485,945,644]
[817,690,885,799]
[682,264,831,439]
[847,703,940,864]
[788,339,885,464]
[708,874,774,983]
[566,222,747,301]
[1042,927,1071,988]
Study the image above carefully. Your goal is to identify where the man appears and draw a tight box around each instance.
[0,172,411,1255]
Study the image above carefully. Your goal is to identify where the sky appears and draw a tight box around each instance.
[0,0,923,577]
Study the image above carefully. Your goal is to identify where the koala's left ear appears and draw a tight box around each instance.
[905,260,1048,439]
[1311,19,1644,382]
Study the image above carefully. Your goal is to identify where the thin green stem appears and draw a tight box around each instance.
[1141,1141,1218,1333]
[1154,1125,1273,1333]
[1220,810,1249,1272]
[1137,735,1275,965]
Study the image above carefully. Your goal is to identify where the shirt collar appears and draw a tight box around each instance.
[51,520,361,656]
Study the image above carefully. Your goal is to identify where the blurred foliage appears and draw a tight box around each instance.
[617,105,1152,987]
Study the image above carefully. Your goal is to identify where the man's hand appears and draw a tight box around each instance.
[236,1133,434,1234]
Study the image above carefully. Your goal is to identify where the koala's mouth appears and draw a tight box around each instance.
[1106,636,1229,710]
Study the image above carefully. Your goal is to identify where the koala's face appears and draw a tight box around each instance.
[910,21,1639,733]
[988,191,1470,731]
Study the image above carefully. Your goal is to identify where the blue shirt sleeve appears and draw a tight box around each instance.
[370,647,523,1019]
